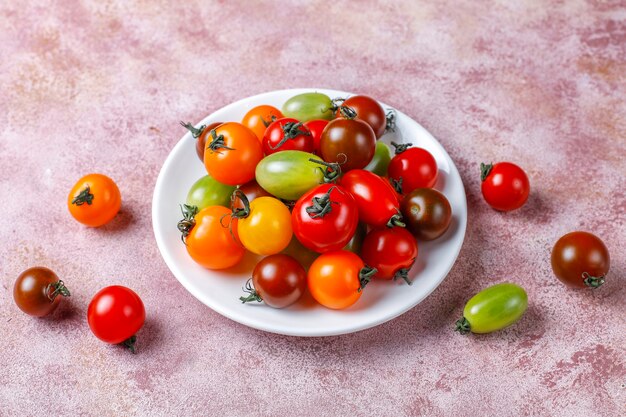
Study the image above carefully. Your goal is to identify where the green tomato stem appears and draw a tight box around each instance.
[122,335,137,354]
[177,204,198,244]
[180,121,205,138]
[390,141,412,155]
[582,272,605,288]
[480,162,493,181]
[386,213,406,228]
[71,186,94,206]
[455,317,471,335]
[46,280,71,301]
[240,279,263,304]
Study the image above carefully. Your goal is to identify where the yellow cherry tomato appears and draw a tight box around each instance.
[237,196,292,255]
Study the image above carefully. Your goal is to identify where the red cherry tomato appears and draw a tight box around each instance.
[320,118,376,171]
[262,118,314,155]
[551,231,610,288]
[336,95,387,139]
[361,227,418,284]
[339,169,404,228]
[303,119,329,155]
[388,143,438,194]
[87,285,145,353]
[480,162,530,211]
[292,184,358,253]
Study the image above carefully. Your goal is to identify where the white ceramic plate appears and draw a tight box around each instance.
[152,88,467,337]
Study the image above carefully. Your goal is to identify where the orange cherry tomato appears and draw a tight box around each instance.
[203,122,263,186]
[307,250,375,309]
[242,105,283,142]
[68,174,121,227]
[179,205,244,269]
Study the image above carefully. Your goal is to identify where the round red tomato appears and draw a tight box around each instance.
[303,119,329,155]
[551,231,610,288]
[339,169,404,228]
[292,184,358,253]
[388,143,438,194]
[87,285,145,353]
[480,162,529,211]
[361,227,418,284]
[320,118,376,171]
[336,95,386,139]
[262,118,314,155]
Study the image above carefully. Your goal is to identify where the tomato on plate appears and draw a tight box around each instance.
[292,184,358,253]
[343,222,367,255]
[320,118,376,171]
[87,285,145,353]
[388,143,437,194]
[551,231,610,288]
[308,250,376,310]
[14,267,70,317]
[480,162,529,211]
[68,173,121,227]
[180,121,223,162]
[240,254,306,308]
[186,174,236,210]
[232,180,272,210]
[282,92,334,121]
[204,122,263,186]
[336,95,386,139]
[401,188,452,240]
[361,227,417,284]
[262,118,314,155]
[178,204,245,269]
[303,119,329,155]
[455,283,527,335]
[241,105,283,141]
[364,141,392,177]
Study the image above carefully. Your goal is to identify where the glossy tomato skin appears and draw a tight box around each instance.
[68,173,121,227]
[320,119,376,171]
[282,92,334,121]
[241,105,283,141]
[337,95,386,139]
[14,267,70,317]
[292,184,358,253]
[186,174,236,210]
[388,146,438,194]
[303,119,329,155]
[480,162,529,211]
[339,169,403,228]
[87,286,145,345]
[308,250,367,309]
[238,197,292,255]
[361,227,418,282]
[401,188,452,240]
[551,231,610,288]
[192,122,223,161]
[364,141,392,177]
[456,283,527,334]
[262,118,314,155]
[255,151,325,201]
[245,254,306,308]
[204,122,263,186]
[232,180,272,210]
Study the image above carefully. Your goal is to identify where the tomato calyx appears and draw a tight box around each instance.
[385,109,396,133]
[305,186,339,218]
[393,265,414,286]
[390,177,403,194]
[454,317,471,335]
[260,115,278,128]
[46,280,71,301]
[239,278,263,304]
[386,212,406,228]
[72,186,94,206]
[338,105,357,120]
[270,121,311,150]
[180,121,205,138]
[309,158,342,183]
[582,272,605,288]
[122,335,138,354]
[480,162,493,181]
[206,129,235,154]
[390,141,412,155]
[358,266,377,292]
[229,189,251,220]
[177,204,198,244]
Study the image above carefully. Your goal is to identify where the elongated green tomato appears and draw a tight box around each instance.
[364,141,392,176]
[255,150,337,201]
[186,175,236,210]
[455,283,528,335]
[282,92,334,122]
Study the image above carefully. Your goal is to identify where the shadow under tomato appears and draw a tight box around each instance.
[220,251,262,276]
[433,169,447,191]
[131,317,162,355]
[96,207,136,233]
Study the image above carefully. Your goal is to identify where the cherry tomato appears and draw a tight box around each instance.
[551,231,610,288]
[203,122,263,186]
[14,267,70,317]
[292,184,358,253]
[186,174,236,210]
[241,105,283,141]
[178,204,245,269]
[68,173,121,227]
[364,141,392,177]
[401,188,452,240]
[480,162,529,211]
[232,180,272,210]
[361,227,418,284]
[308,250,376,309]
[388,143,438,194]
[336,95,386,139]
[455,283,527,334]
[180,121,223,162]
[303,119,329,155]
[320,118,376,171]
[87,285,145,353]
[339,169,404,228]
[262,118,314,155]
[240,254,306,308]
[282,92,334,121]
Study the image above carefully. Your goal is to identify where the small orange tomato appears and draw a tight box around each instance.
[203,122,263,186]
[242,105,283,141]
[68,174,121,227]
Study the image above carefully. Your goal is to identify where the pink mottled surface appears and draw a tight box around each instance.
[0,1,624,416]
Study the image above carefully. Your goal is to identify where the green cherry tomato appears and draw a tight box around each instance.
[455,283,528,335]
[343,222,367,255]
[282,92,334,122]
[364,141,392,176]
[255,151,326,201]
[186,175,236,210]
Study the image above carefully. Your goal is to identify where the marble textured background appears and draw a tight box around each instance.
[0,1,624,416]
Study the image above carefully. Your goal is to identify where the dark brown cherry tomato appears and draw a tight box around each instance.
[14,267,71,317]
[180,121,223,162]
[336,95,387,139]
[240,254,307,308]
[401,188,452,240]
[551,231,610,288]
[232,180,272,210]
[361,227,418,284]
[320,118,376,171]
